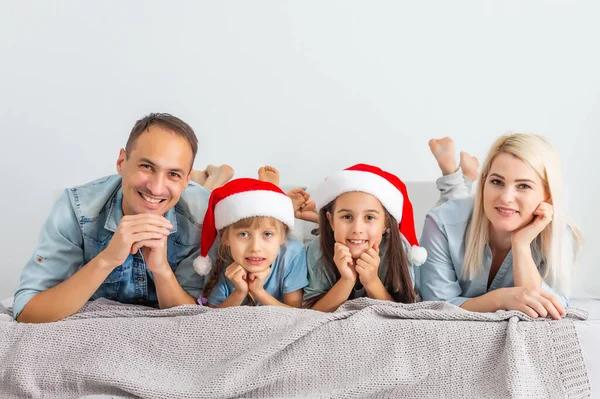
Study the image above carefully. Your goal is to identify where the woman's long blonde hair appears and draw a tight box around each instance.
[463,133,582,294]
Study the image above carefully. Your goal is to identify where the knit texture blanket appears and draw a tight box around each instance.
[0,299,591,398]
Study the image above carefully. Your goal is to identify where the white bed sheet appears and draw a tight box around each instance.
[1,296,598,395]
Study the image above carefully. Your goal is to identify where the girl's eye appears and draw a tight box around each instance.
[366,215,375,221]
[341,214,352,220]
[517,184,531,190]
[490,179,503,186]
[263,231,273,238]
[238,232,248,238]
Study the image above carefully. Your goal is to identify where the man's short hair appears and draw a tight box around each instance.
[125,113,198,168]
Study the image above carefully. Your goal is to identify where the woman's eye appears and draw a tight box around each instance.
[341,214,352,220]
[517,184,531,190]
[490,179,503,186]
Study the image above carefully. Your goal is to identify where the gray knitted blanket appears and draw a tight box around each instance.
[0,299,591,399]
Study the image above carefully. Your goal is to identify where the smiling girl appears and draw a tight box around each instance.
[302,164,427,312]
[419,134,582,320]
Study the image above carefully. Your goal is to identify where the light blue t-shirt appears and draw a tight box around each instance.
[207,239,308,306]
[418,197,569,307]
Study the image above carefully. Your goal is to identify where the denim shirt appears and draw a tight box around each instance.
[13,175,210,318]
[417,197,569,308]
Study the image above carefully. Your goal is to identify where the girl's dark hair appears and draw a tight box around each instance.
[318,198,417,303]
[202,216,287,306]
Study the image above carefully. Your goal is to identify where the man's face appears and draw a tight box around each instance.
[117,125,193,216]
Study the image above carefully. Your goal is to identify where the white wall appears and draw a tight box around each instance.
[1,1,598,299]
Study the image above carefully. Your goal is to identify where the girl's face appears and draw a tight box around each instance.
[483,152,547,236]
[327,192,387,259]
[223,218,285,273]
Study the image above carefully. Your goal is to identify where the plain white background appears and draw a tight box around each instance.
[0,1,598,299]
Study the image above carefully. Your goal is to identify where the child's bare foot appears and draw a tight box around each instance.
[296,200,319,224]
[460,151,479,181]
[286,188,319,223]
[190,169,208,185]
[258,165,279,186]
[429,137,457,176]
[203,164,234,190]
[287,188,310,212]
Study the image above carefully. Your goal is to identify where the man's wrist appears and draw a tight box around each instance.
[150,262,175,280]
[95,251,118,272]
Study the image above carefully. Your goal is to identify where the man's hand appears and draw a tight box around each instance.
[100,214,172,269]
[134,236,171,277]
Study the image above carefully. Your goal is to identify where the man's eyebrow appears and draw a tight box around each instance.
[139,158,185,175]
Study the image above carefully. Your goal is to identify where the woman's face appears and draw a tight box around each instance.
[483,153,547,235]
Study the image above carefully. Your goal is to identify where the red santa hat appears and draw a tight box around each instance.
[193,178,295,275]
[314,163,427,266]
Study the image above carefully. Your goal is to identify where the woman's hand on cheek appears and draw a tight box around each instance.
[355,242,381,288]
[511,201,554,248]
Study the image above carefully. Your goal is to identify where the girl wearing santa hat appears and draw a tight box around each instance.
[419,134,582,320]
[193,178,308,308]
[302,164,426,312]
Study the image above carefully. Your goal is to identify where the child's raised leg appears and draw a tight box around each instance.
[258,165,319,224]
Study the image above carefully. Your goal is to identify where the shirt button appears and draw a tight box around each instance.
[137,277,144,282]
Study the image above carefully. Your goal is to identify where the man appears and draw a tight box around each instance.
[15,113,212,323]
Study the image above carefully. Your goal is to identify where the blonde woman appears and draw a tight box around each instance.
[419,134,582,320]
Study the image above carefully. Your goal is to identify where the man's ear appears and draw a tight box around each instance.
[116,149,127,175]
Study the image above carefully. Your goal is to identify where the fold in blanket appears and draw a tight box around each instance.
[0,299,592,399]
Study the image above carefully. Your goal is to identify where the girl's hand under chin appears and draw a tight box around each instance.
[333,242,358,282]
[248,267,271,294]
[225,263,249,295]
[355,242,381,288]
